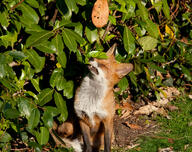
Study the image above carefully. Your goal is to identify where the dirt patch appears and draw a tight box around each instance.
[113,101,159,148]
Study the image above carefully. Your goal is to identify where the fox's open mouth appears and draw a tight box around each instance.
[88,65,99,75]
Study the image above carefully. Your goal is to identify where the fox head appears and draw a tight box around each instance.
[88,44,133,87]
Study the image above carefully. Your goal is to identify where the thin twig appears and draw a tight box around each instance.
[102,10,117,41]
[11,148,30,151]
[11,0,25,11]
[51,9,58,24]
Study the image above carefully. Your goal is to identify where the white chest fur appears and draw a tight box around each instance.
[74,70,108,126]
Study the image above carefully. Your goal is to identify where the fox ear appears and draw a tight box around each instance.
[116,63,133,78]
[106,43,117,57]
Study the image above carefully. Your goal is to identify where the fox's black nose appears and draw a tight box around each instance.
[89,57,94,62]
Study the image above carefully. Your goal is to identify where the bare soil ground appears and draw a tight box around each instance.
[112,100,159,150]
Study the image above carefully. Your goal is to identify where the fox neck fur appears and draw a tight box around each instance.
[74,63,111,126]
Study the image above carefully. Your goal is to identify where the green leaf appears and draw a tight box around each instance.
[85,27,98,43]
[26,31,54,47]
[23,61,35,80]
[18,97,35,119]
[53,34,67,68]
[149,64,167,74]
[56,0,72,20]
[31,78,41,92]
[0,132,12,143]
[0,54,8,64]
[0,64,6,78]
[35,40,56,54]
[25,0,39,8]
[181,65,192,81]
[25,24,45,34]
[4,109,20,119]
[145,19,159,39]
[163,77,174,87]
[109,15,116,25]
[9,51,27,61]
[50,68,64,88]
[0,31,18,48]
[28,108,40,130]
[75,0,86,6]
[138,36,158,51]
[42,106,59,129]
[18,3,39,25]
[21,132,28,143]
[153,0,163,13]
[87,51,108,59]
[136,0,149,21]
[56,76,66,91]
[65,0,78,14]
[0,10,9,28]
[162,0,171,20]
[62,29,77,52]
[36,127,49,145]
[123,26,135,55]
[25,91,38,100]
[129,72,137,87]
[25,49,45,73]
[38,88,54,106]
[118,77,129,91]
[0,79,18,92]
[63,80,74,99]
[122,0,136,21]
[42,112,53,129]
[74,22,83,37]
[63,28,85,45]
[44,106,59,117]
[54,91,68,122]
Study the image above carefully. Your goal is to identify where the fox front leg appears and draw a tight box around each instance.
[103,118,113,152]
[79,120,92,152]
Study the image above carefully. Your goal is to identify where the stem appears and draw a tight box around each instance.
[11,0,25,11]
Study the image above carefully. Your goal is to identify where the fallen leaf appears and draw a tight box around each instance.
[124,122,142,130]
[127,144,140,149]
[184,144,189,150]
[116,101,133,118]
[167,105,179,111]
[155,98,169,107]
[158,147,173,152]
[121,109,131,118]
[159,87,180,99]
[157,107,168,117]
[156,71,164,79]
[189,95,192,99]
[168,138,174,144]
[134,104,158,115]
[122,101,133,111]
[188,122,192,127]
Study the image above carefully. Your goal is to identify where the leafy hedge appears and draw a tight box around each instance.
[0,0,191,151]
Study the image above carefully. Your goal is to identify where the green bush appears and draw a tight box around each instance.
[0,0,191,151]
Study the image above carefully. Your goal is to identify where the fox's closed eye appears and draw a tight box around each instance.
[98,63,106,68]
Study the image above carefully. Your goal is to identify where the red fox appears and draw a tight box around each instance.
[50,44,133,152]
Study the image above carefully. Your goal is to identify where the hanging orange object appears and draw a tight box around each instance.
[91,0,109,28]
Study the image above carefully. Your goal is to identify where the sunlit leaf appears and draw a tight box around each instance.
[36,127,49,145]
[138,36,158,51]
[62,29,77,52]
[26,31,53,47]
[38,88,54,106]
[25,49,45,73]
[63,80,74,99]
[54,91,68,122]
[28,108,40,130]
[85,27,98,43]
[123,26,135,55]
